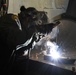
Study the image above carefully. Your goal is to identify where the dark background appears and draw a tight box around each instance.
[63,0,76,20]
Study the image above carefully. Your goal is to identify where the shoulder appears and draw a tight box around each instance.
[11,14,18,20]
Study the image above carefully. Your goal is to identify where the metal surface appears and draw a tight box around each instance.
[29,19,76,72]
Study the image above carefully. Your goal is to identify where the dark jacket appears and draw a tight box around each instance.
[0,14,27,73]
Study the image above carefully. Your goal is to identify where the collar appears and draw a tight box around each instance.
[12,14,22,30]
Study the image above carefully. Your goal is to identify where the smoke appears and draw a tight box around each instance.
[49,26,59,39]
